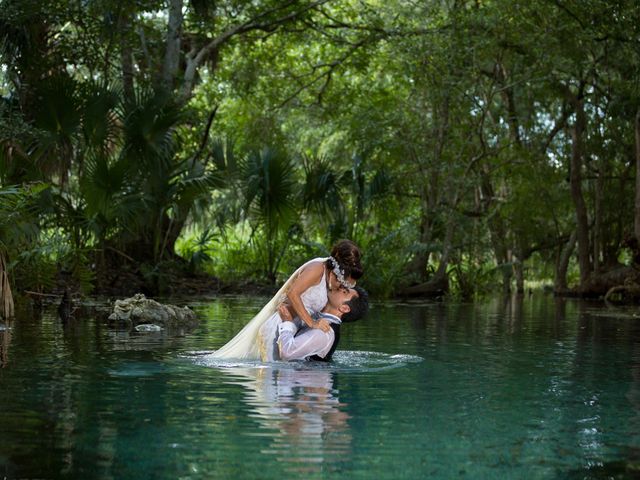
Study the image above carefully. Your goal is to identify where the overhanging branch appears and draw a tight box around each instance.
[179,0,332,102]
[274,37,369,108]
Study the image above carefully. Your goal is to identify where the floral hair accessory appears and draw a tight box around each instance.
[329,256,356,289]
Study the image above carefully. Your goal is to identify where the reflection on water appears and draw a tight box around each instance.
[221,366,351,472]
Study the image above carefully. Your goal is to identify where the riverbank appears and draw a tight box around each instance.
[20,265,280,306]
[11,258,640,309]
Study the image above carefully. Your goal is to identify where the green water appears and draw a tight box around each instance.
[1,295,640,479]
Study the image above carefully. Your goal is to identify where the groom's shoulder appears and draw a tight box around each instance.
[297,324,335,340]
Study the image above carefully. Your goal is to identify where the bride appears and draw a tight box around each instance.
[212,239,363,361]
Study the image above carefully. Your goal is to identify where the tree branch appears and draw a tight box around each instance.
[191,105,219,169]
[274,38,368,108]
[551,0,587,30]
[137,24,153,73]
[316,6,450,37]
[180,0,331,102]
[541,104,570,153]
[162,0,184,90]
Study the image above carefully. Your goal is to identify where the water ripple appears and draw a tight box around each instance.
[184,350,423,372]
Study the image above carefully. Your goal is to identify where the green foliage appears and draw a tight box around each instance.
[449,256,498,302]
[355,225,416,298]
[179,228,217,274]
[242,148,297,231]
[0,184,55,295]
[240,148,298,282]
[1,0,640,299]
[0,184,45,251]
[177,225,264,284]
[301,155,344,219]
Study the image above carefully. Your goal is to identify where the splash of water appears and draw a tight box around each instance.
[185,350,423,372]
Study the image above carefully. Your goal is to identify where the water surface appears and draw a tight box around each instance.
[1,294,639,479]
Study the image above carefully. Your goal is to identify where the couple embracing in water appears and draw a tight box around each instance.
[212,240,369,362]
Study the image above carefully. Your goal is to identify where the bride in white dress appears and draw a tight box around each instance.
[212,240,363,361]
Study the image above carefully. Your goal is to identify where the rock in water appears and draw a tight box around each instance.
[135,324,163,332]
[108,293,198,329]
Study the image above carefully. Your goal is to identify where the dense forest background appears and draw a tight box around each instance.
[1,0,640,317]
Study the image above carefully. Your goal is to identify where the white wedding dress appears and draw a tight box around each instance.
[212,257,329,361]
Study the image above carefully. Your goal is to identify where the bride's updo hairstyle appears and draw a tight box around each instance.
[327,239,363,281]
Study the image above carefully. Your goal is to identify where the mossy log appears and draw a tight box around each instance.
[580,266,640,298]
[604,283,640,304]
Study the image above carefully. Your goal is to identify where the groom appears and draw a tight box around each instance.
[277,286,369,362]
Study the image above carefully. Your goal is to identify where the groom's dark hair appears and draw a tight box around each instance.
[341,286,369,323]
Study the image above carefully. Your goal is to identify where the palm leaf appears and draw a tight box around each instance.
[0,183,45,251]
[301,155,344,217]
[80,82,121,156]
[120,88,181,172]
[368,167,392,198]
[242,147,298,235]
[28,74,82,179]
[209,138,238,172]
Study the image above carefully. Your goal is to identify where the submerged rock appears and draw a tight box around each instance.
[108,293,198,329]
[135,324,163,332]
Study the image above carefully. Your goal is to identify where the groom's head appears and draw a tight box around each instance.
[327,285,369,323]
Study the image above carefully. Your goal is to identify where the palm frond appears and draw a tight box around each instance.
[0,183,45,250]
[368,167,392,199]
[80,82,121,156]
[28,74,82,179]
[242,147,298,234]
[120,87,182,172]
[209,137,238,173]
[81,153,129,217]
[301,155,344,217]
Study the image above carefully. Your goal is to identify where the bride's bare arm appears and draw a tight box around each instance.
[286,261,331,333]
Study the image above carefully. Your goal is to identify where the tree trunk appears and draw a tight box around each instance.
[400,204,453,298]
[0,252,15,319]
[162,0,184,91]
[593,156,606,273]
[481,171,512,293]
[435,211,455,281]
[489,216,513,295]
[0,322,10,367]
[492,61,522,295]
[496,62,522,146]
[405,99,448,282]
[569,94,591,289]
[404,192,432,282]
[119,13,135,103]
[161,216,186,262]
[635,106,640,245]
[419,154,463,297]
[554,230,577,293]
[514,259,524,294]
[401,274,449,297]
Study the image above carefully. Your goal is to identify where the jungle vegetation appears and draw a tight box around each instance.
[1,0,640,316]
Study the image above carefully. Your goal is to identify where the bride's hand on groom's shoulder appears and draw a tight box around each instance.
[278,303,293,322]
[316,318,331,333]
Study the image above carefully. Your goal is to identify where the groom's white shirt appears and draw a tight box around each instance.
[277,313,340,360]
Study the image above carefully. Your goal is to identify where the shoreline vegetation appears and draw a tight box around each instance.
[10,252,640,307]
[2,1,640,317]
